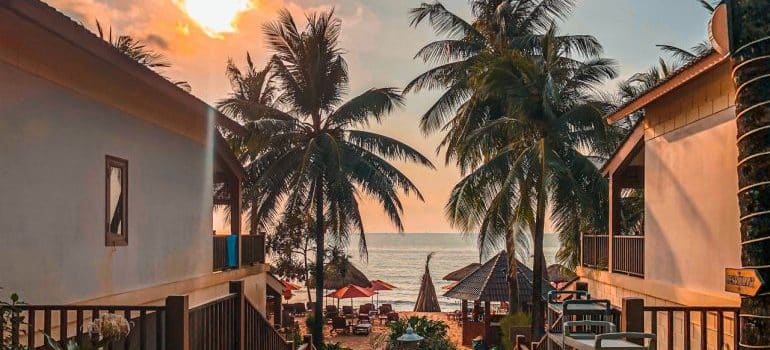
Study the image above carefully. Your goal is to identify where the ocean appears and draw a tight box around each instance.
[288,232,561,311]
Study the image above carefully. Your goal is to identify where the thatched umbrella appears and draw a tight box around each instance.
[308,259,371,290]
[443,263,481,281]
[414,252,441,312]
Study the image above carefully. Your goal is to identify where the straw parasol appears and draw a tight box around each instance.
[326,284,375,307]
[414,252,441,312]
[442,263,481,281]
[308,259,372,290]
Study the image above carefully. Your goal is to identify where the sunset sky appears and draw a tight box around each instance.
[48,0,713,233]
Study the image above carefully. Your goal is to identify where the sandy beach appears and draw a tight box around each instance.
[294,312,471,350]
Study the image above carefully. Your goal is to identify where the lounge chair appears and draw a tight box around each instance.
[330,316,348,335]
[293,303,307,316]
[386,312,399,324]
[342,305,355,318]
[325,305,339,318]
[307,302,316,314]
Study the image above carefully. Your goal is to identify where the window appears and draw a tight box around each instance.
[106,155,128,246]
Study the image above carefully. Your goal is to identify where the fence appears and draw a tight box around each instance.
[4,304,165,349]
[245,297,292,350]
[612,235,644,277]
[581,234,609,269]
[644,305,739,350]
[213,235,232,271]
[189,293,239,350]
[241,234,265,266]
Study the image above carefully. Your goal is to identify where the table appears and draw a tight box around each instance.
[353,322,372,335]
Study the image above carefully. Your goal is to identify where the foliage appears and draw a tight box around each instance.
[94,20,191,91]
[320,342,352,350]
[305,313,326,332]
[384,316,457,350]
[1,290,27,350]
[266,212,316,286]
[44,313,131,350]
[500,312,532,350]
[220,9,433,346]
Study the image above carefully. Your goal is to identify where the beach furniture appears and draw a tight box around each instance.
[293,302,307,316]
[387,311,400,324]
[342,305,355,317]
[331,316,348,335]
[325,305,339,318]
[358,304,372,316]
[561,320,656,350]
[353,321,372,335]
[546,298,613,350]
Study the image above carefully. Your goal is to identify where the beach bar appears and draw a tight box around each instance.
[444,252,551,346]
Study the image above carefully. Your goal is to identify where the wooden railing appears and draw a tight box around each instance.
[644,306,740,350]
[213,235,236,271]
[4,304,165,350]
[241,234,265,266]
[245,297,292,350]
[581,234,609,269]
[189,293,239,350]
[612,235,644,277]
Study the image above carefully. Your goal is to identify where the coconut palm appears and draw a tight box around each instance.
[656,0,719,65]
[451,25,618,336]
[408,0,579,316]
[244,10,433,346]
[95,20,191,91]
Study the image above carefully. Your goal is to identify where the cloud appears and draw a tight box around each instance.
[144,34,169,49]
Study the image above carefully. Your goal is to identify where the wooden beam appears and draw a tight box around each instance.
[165,295,189,350]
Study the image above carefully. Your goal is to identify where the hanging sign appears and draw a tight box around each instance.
[725,268,766,296]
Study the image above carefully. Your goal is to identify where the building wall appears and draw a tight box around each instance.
[0,61,214,304]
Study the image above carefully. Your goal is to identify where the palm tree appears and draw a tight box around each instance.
[727,0,770,346]
[408,0,579,315]
[454,25,617,336]
[656,0,719,65]
[244,10,434,346]
[95,20,191,91]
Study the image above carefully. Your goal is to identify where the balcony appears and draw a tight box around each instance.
[213,234,265,272]
[612,235,644,277]
[581,234,609,270]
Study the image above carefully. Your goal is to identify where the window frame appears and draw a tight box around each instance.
[105,155,128,246]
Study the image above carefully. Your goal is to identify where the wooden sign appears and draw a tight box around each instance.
[725,268,765,296]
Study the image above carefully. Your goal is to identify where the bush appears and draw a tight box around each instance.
[320,342,352,350]
[500,312,532,350]
[385,316,457,350]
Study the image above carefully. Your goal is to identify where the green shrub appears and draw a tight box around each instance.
[320,342,352,350]
[385,316,457,350]
[500,312,532,350]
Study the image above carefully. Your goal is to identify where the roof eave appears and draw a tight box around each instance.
[606,52,729,124]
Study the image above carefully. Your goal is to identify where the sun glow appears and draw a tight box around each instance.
[175,0,252,38]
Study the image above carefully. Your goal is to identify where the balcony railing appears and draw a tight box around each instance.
[612,235,644,277]
[581,234,609,270]
[241,234,265,266]
[213,235,233,271]
[644,305,739,350]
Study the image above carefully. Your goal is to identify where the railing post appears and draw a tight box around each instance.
[257,233,266,264]
[229,280,245,350]
[622,297,644,345]
[165,295,189,350]
[576,282,588,297]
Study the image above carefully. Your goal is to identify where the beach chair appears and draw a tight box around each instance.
[325,305,339,318]
[330,316,348,335]
[342,305,355,318]
[358,304,371,316]
[293,303,307,316]
[281,310,296,332]
[562,320,656,350]
[307,302,316,314]
[386,312,399,324]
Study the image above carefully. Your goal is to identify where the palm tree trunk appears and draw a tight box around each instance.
[313,177,325,348]
[729,1,770,347]
[532,138,547,339]
[249,199,259,235]
[506,231,521,314]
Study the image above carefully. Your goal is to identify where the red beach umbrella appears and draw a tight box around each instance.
[369,279,397,307]
[326,284,375,308]
[282,280,302,291]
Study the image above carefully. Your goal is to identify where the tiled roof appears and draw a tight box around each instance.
[443,263,481,281]
[443,251,552,303]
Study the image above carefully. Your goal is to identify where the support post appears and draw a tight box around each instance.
[230,280,245,350]
[165,295,189,350]
[622,297,644,345]
[229,176,242,268]
[461,300,468,322]
[576,282,589,298]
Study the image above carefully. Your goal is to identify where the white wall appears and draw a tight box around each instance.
[644,108,741,302]
[0,62,214,304]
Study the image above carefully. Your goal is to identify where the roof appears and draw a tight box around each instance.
[443,263,481,281]
[3,0,246,180]
[606,49,729,124]
[444,251,552,303]
[1,0,248,137]
[308,259,371,290]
